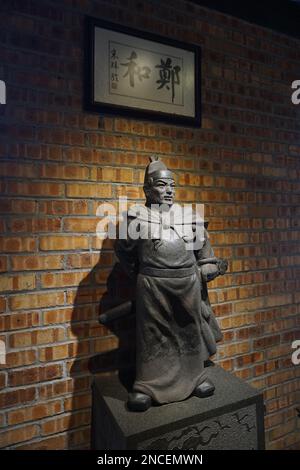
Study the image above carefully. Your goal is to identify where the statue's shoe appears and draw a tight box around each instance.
[127,392,152,411]
[193,378,215,398]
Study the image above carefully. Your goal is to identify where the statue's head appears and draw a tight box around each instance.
[143,156,175,207]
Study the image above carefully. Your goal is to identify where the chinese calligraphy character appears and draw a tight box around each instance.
[155,58,181,103]
[110,48,120,90]
[111,48,118,60]
[110,48,119,70]
[121,51,151,87]
[111,72,119,90]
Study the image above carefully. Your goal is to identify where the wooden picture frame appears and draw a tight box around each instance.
[84,17,201,127]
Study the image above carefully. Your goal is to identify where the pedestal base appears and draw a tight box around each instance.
[91,364,265,450]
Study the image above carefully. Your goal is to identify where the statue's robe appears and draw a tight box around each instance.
[115,204,222,404]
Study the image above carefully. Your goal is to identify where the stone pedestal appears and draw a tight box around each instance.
[91,364,265,450]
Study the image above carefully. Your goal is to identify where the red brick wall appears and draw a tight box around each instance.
[1,0,300,450]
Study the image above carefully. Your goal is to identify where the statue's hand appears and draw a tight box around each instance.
[200,263,219,282]
[217,258,228,275]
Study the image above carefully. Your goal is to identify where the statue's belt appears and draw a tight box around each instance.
[139,266,197,278]
[99,257,222,325]
[139,258,220,278]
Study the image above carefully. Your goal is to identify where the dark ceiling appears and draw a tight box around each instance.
[189,0,300,40]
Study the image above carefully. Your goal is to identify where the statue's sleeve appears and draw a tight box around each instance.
[196,228,214,259]
[195,228,219,283]
[114,217,139,280]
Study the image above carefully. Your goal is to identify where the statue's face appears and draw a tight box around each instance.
[145,178,175,206]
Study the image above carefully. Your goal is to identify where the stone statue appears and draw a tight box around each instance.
[101,156,228,411]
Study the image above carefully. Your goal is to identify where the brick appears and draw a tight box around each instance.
[179,173,214,187]
[14,434,67,450]
[267,370,295,387]
[269,420,296,441]
[0,387,36,409]
[5,350,36,368]
[113,151,144,166]
[234,368,253,380]
[39,380,70,400]
[115,185,144,199]
[218,341,250,359]
[11,254,64,271]
[218,313,254,329]
[95,134,134,150]
[114,119,130,133]
[9,292,65,310]
[40,164,89,180]
[8,331,32,348]
[0,237,36,253]
[8,400,62,426]
[93,336,119,353]
[39,200,88,215]
[94,268,111,285]
[236,325,263,340]
[0,297,6,313]
[0,162,38,179]
[284,430,300,449]
[8,364,63,386]
[68,426,91,449]
[253,335,281,350]
[264,388,277,401]
[66,323,89,341]
[267,344,292,359]
[0,312,40,332]
[266,439,284,451]
[254,360,279,377]
[0,273,35,292]
[39,342,82,361]
[64,392,91,411]
[0,373,6,388]
[235,352,264,367]
[0,424,39,448]
[65,286,105,306]
[0,199,36,214]
[216,287,238,302]
[9,327,65,347]
[63,218,98,233]
[41,410,90,436]
[38,377,90,400]
[40,271,89,289]
[39,236,88,251]
[94,167,134,183]
[0,257,8,272]
[91,236,115,250]
[265,294,293,308]
[83,115,99,130]
[135,138,171,153]
[234,297,266,313]
[66,184,111,198]
[217,359,233,371]
[43,308,73,325]
[7,182,64,197]
[66,252,111,269]
[66,357,90,375]
[9,218,61,233]
[43,305,96,325]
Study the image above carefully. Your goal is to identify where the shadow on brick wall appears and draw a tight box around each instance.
[68,223,136,449]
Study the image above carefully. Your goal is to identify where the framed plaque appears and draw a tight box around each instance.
[85,17,201,126]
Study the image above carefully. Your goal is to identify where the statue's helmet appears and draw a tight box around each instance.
[144,156,173,185]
